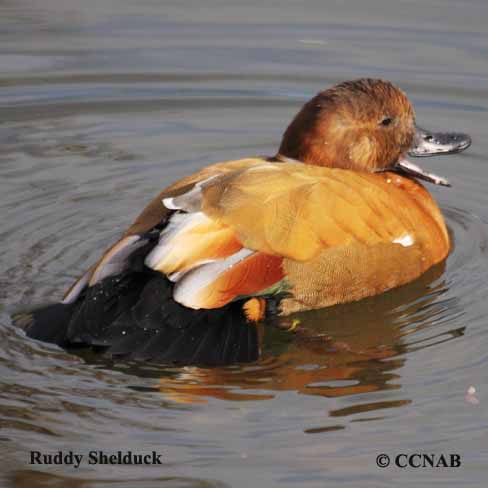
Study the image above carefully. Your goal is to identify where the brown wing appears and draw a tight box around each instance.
[64,159,449,314]
[62,158,267,303]
[123,158,266,237]
[198,162,449,260]
[163,161,449,312]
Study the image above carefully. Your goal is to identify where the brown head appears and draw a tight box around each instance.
[278,79,415,172]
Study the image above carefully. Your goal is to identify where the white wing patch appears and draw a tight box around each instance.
[89,235,147,285]
[161,197,179,210]
[145,211,215,272]
[61,268,92,304]
[393,233,414,247]
[173,248,254,309]
[162,174,220,212]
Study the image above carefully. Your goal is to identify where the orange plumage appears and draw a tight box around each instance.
[17,78,471,364]
[66,80,453,313]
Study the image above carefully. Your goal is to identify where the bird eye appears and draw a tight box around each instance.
[380,116,393,127]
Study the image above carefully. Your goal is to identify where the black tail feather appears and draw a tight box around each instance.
[14,271,260,366]
[66,272,148,344]
[100,274,260,365]
[12,302,77,347]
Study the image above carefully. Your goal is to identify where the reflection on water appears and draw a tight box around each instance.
[94,261,462,414]
[2,0,488,487]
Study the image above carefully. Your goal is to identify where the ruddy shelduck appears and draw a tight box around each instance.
[15,78,471,364]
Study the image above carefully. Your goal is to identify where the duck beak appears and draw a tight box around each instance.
[395,157,451,187]
[408,125,471,157]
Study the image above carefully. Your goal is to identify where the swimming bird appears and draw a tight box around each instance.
[15,78,471,365]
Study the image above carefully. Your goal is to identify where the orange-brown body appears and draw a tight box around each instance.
[76,156,449,315]
[18,78,464,364]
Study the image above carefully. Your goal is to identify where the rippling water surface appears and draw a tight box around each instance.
[1,1,488,486]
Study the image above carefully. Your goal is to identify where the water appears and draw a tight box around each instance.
[1,0,488,486]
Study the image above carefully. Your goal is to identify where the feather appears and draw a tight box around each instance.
[145,212,242,274]
[89,235,148,285]
[173,249,284,309]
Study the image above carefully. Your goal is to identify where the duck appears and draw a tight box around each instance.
[14,78,471,365]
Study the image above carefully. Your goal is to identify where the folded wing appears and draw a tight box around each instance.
[66,159,449,312]
[144,161,449,310]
